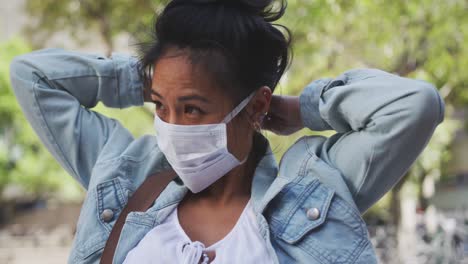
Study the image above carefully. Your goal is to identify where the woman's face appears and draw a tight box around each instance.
[150,51,235,126]
[150,48,266,161]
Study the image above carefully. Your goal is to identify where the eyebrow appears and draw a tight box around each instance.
[151,90,211,103]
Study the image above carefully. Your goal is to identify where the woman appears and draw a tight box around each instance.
[10,0,445,263]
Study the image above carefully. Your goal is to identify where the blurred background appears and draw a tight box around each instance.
[0,0,467,263]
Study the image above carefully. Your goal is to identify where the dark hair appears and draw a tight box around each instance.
[138,0,292,165]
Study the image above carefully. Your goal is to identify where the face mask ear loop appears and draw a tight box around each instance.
[222,92,256,124]
[238,152,250,164]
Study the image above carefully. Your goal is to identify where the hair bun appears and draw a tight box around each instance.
[178,0,286,22]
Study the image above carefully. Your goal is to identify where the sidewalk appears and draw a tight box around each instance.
[0,202,80,264]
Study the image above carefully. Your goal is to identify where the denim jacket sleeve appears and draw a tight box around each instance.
[299,68,445,213]
[9,48,144,189]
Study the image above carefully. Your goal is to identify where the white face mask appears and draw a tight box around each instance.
[153,92,256,193]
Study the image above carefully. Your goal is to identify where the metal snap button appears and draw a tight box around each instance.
[101,209,114,222]
[306,207,320,220]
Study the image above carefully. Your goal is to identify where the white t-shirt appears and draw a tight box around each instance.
[123,199,275,264]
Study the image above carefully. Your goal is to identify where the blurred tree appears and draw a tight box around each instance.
[274,4,467,257]
[282,0,467,106]
[410,118,460,209]
[1,38,155,205]
[18,0,467,234]
[23,0,169,56]
[22,0,468,104]
[0,38,83,201]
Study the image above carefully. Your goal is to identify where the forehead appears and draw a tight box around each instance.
[151,49,222,97]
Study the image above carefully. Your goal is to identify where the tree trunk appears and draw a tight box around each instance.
[99,16,113,57]
[390,172,409,231]
[417,171,429,211]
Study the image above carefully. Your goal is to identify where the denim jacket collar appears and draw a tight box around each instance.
[146,138,281,226]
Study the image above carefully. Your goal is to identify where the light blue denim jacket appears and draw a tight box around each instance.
[10,48,445,264]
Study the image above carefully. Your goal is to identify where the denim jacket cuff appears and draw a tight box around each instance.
[299,78,333,131]
[112,53,145,108]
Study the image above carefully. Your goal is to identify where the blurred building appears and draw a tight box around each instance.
[432,107,468,211]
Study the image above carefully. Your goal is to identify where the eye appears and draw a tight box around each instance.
[185,105,204,116]
[153,100,166,112]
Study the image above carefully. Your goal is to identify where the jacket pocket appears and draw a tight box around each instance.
[275,179,334,243]
[96,177,129,232]
[71,177,130,262]
[267,178,373,264]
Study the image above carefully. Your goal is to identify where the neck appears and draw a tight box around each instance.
[193,146,257,206]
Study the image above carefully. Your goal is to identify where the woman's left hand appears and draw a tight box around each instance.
[261,95,304,135]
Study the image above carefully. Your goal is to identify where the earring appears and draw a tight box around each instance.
[253,120,261,131]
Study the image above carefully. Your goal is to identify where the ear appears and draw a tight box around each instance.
[246,86,272,123]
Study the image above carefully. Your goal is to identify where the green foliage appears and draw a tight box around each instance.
[279,0,468,107]
[24,0,169,54]
[0,38,157,201]
[0,38,83,201]
[23,0,468,104]
[0,38,160,204]
[13,0,468,212]
[275,0,466,218]
[92,103,155,138]
[0,38,30,194]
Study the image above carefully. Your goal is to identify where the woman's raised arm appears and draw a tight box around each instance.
[298,68,445,213]
[9,48,145,189]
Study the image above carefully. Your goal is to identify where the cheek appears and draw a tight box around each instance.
[226,117,252,153]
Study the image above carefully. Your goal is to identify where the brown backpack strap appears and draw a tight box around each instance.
[100,169,177,264]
